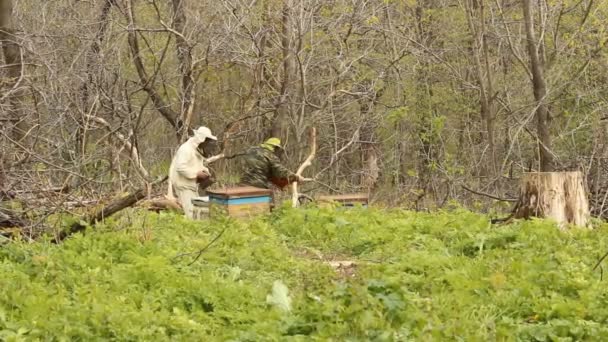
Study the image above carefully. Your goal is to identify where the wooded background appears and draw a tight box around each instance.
[1,0,607,218]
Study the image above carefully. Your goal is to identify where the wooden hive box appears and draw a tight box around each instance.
[317,193,369,208]
[207,186,272,218]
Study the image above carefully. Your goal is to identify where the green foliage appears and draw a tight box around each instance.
[2,208,608,340]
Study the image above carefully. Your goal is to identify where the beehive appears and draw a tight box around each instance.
[207,186,272,218]
[317,194,369,208]
[191,196,210,220]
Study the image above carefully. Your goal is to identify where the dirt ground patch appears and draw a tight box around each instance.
[292,247,358,278]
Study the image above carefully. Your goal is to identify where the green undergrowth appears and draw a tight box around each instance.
[2,206,608,341]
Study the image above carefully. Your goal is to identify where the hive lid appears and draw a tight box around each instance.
[191,196,209,206]
[207,186,272,199]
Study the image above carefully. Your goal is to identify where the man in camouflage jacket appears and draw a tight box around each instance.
[240,137,305,189]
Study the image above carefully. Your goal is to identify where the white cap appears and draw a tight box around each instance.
[193,126,217,143]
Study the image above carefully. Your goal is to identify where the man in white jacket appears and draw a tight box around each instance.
[168,126,217,218]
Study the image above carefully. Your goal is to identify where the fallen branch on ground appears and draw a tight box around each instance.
[12,186,70,194]
[0,207,30,228]
[54,176,168,243]
[461,184,517,202]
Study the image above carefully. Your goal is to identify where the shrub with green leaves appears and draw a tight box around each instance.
[2,207,608,341]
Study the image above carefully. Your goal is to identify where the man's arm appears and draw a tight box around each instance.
[268,155,298,182]
[175,147,208,179]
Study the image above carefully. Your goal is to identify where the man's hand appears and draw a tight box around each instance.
[196,170,215,189]
[297,175,312,182]
[286,174,312,184]
[196,170,210,183]
[271,176,290,189]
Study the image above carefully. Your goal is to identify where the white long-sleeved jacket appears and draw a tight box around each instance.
[167,127,216,217]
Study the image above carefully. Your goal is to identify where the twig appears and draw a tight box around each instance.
[12,186,70,194]
[461,184,517,202]
[86,114,150,180]
[205,153,225,164]
[593,250,608,272]
[314,128,360,179]
[172,226,229,266]
[310,179,340,193]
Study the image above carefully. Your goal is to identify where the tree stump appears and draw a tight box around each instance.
[514,171,590,228]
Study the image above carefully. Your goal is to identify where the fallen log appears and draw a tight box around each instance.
[0,207,29,228]
[139,196,182,212]
[54,176,168,242]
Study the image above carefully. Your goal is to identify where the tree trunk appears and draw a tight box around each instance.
[75,0,114,162]
[413,3,437,206]
[359,95,380,190]
[514,172,590,228]
[125,0,183,135]
[465,0,496,175]
[270,0,293,139]
[172,0,195,142]
[0,0,26,141]
[590,117,608,218]
[360,125,379,190]
[522,0,553,172]
[0,151,4,194]
[80,0,113,105]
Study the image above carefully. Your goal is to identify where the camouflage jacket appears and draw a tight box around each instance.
[240,146,295,189]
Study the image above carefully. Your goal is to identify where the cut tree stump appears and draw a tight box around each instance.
[514,171,590,228]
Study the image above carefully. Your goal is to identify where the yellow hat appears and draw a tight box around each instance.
[264,137,282,148]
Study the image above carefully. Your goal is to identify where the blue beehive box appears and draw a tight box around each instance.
[206,186,272,218]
